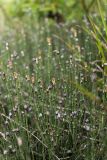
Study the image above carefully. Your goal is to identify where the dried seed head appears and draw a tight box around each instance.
[38,113,42,117]
[7,60,13,69]
[51,77,56,86]
[31,75,35,84]
[47,37,52,46]
[12,128,19,133]
[6,42,9,50]
[3,150,8,155]
[17,137,23,146]
[25,75,30,81]
[13,72,18,79]
[0,132,7,141]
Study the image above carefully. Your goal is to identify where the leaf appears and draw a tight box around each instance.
[70,80,100,103]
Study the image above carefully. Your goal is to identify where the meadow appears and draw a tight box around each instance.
[0,1,107,160]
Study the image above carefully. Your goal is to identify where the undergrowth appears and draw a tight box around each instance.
[0,14,107,160]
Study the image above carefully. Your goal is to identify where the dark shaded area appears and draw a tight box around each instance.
[47,11,65,23]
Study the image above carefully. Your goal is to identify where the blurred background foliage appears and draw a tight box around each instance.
[0,0,106,23]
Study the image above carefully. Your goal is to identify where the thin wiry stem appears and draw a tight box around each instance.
[1,113,60,160]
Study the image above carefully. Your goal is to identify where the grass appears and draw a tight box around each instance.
[0,14,107,160]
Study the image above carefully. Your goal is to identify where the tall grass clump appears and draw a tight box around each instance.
[0,5,107,160]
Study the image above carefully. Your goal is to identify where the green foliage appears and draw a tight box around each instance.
[1,0,106,21]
